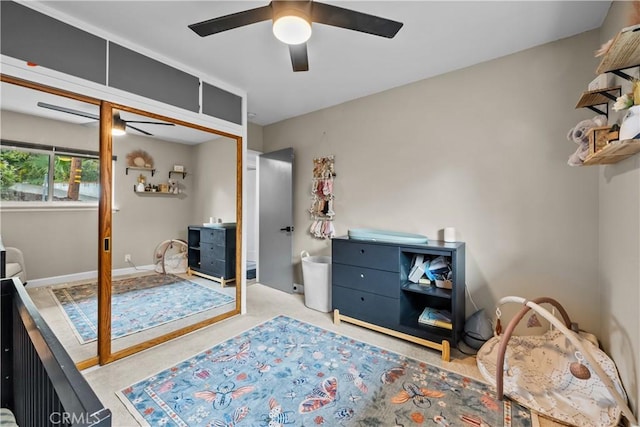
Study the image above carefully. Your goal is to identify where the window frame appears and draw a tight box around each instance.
[0,139,115,210]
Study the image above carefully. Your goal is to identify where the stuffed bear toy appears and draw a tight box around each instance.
[168,178,178,194]
[567,115,607,166]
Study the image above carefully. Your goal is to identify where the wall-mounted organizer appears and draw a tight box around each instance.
[309,155,336,239]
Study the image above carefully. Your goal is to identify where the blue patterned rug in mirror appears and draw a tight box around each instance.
[51,273,235,343]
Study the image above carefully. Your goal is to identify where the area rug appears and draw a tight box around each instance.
[118,315,533,426]
[51,273,235,343]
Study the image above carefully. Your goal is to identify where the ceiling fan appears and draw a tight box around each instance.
[36,102,175,136]
[188,1,403,72]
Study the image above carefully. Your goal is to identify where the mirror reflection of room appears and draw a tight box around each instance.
[109,107,239,355]
[1,81,240,365]
[0,81,100,362]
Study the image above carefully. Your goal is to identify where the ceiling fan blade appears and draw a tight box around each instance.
[311,2,403,38]
[189,5,273,37]
[37,102,99,121]
[124,120,175,126]
[125,124,153,136]
[289,43,309,72]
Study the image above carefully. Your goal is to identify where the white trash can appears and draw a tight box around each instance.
[301,251,332,312]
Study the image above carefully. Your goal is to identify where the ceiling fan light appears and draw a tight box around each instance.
[273,15,311,45]
[112,113,127,136]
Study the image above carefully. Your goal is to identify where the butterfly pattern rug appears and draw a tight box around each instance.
[51,273,235,343]
[118,315,533,426]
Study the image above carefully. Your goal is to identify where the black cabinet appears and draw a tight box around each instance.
[187,225,236,286]
[332,237,465,361]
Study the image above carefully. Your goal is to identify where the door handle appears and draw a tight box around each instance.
[280,226,295,232]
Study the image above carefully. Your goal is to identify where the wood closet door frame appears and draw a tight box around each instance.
[1,74,244,369]
[100,101,244,365]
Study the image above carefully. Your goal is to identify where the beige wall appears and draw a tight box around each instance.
[598,1,640,415]
[1,109,238,280]
[263,31,603,335]
[111,131,194,270]
[248,122,264,152]
[263,5,640,414]
[190,136,238,225]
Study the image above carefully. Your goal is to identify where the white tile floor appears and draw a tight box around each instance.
[82,283,558,426]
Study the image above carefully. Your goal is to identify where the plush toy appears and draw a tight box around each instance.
[567,115,607,166]
[168,178,178,194]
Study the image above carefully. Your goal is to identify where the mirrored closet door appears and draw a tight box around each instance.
[0,78,101,364]
[106,104,241,359]
[1,76,243,368]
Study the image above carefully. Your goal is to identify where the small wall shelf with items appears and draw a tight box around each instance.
[168,170,187,179]
[575,86,621,117]
[126,166,155,176]
[596,24,640,79]
[583,138,640,165]
[132,186,178,195]
[573,24,640,166]
[130,168,182,195]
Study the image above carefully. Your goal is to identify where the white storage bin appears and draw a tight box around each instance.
[301,251,332,312]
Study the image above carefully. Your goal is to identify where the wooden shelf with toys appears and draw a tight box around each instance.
[583,138,640,165]
[575,86,621,116]
[596,24,640,78]
[572,24,640,166]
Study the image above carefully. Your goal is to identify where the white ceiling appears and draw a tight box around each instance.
[26,1,611,126]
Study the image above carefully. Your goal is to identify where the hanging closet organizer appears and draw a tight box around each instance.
[309,155,335,239]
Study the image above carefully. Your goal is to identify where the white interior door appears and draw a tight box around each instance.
[258,147,294,293]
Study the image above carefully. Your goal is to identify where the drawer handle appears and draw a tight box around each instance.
[360,297,365,302]
[360,273,364,279]
[360,249,365,254]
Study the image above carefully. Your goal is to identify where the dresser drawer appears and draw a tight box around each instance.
[200,256,225,276]
[332,239,399,272]
[201,243,228,260]
[332,285,399,328]
[200,228,226,245]
[200,257,236,279]
[332,263,398,298]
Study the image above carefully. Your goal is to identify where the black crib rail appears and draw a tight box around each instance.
[1,278,111,426]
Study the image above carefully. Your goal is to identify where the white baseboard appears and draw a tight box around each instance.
[26,265,157,288]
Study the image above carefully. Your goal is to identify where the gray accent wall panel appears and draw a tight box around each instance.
[202,82,243,125]
[0,1,107,84]
[109,42,199,113]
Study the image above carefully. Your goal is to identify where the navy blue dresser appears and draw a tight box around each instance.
[331,236,465,361]
[187,225,236,286]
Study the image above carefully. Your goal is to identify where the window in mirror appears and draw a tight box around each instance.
[1,142,100,204]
